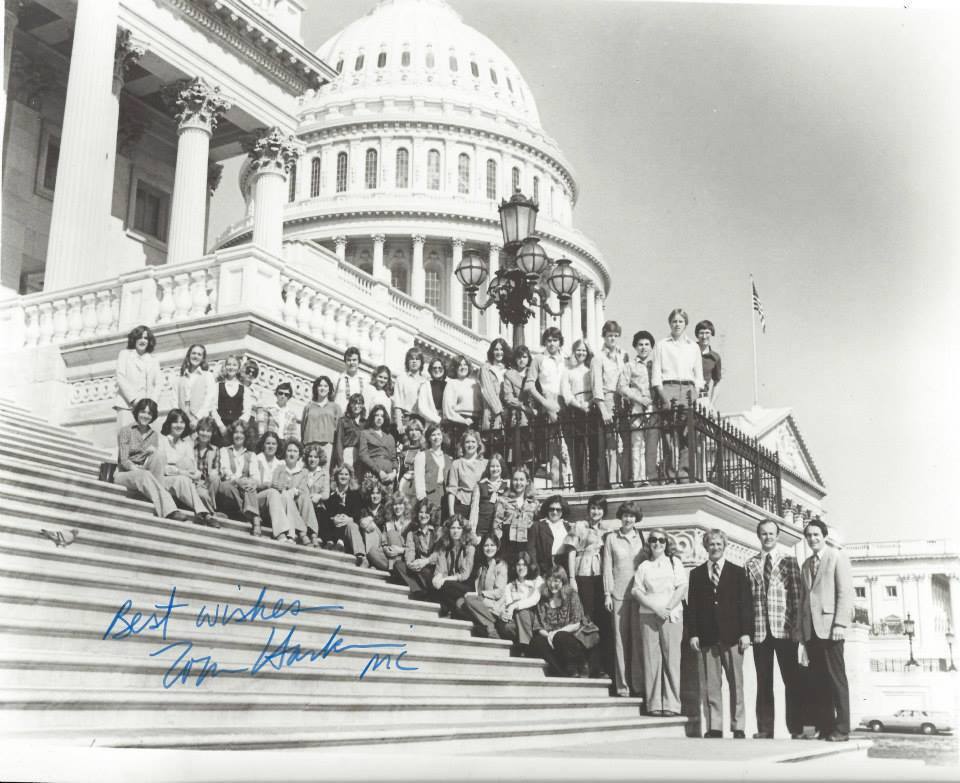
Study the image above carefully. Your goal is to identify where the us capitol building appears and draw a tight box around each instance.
[0,0,610,441]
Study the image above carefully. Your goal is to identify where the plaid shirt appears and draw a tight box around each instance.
[745,552,801,643]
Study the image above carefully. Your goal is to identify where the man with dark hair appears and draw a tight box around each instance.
[746,520,803,739]
[591,320,627,487]
[618,330,658,485]
[687,529,754,738]
[800,519,853,742]
[695,320,722,408]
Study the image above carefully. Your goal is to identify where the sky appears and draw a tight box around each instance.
[210,0,960,543]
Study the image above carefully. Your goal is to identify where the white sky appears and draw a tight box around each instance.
[210,0,960,543]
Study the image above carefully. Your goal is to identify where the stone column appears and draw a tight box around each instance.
[570,278,582,343]
[334,236,347,262]
[245,128,301,257]
[165,78,229,265]
[44,0,123,291]
[583,281,596,347]
[411,234,426,302]
[865,575,879,632]
[916,572,937,656]
[371,234,388,283]
[485,243,501,337]
[450,238,464,325]
[596,290,607,338]
[948,575,960,642]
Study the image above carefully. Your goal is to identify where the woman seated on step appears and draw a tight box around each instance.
[397,498,440,599]
[157,408,216,527]
[427,513,476,618]
[490,551,542,653]
[251,430,297,542]
[318,463,365,564]
[216,419,262,532]
[531,566,596,678]
[269,437,320,547]
[461,533,509,638]
[192,416,221,518]
[114,398,195,523]
[358,490,407,578]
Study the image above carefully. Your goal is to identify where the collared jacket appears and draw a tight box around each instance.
[745,551,802,643]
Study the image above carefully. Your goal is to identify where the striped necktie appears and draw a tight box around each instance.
[763,553,773,590]
[711,561,720,587]
[812,554,820,579]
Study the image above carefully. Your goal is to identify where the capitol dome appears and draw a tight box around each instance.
[315,0,543,131]
[216,0,610,359]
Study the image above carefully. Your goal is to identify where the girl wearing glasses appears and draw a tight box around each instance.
[416,358,448,427]
[266,381,301,443]
[526,494,572,578]
[632,525,687,716]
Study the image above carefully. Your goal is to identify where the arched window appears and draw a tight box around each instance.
[391,265,408,293]
[335,59,343,74]
[461,289,473,329]
[427,149,441,191]
[401,50,411,67]
[489,68,498,85]
[395,148,409,188]
[310,157,321,197]
[457,153,470,195]
[377,51,387,68]
[511,166,520,193]
[336,151,348,192]
[355,54,365,71]
[425,50,435,68]
[449,55,458,72]
[485,159,497,199]
[364,148,378,189]
[533,175,539,203]
[470,61,479,78]
[287,163,297,203]
[425,269,440,308]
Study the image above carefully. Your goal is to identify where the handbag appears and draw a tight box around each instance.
[573,619,600,650]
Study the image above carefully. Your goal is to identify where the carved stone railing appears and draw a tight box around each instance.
[0,243,485,363]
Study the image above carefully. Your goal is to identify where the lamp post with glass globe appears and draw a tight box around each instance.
[903,613,919,669]
[454,190,580,347]
[946,627,956,672]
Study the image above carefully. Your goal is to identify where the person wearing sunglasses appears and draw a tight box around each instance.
[266,381,301,443]
[416,358,448,428]
[632,525,688,716]
[526,495,572,579]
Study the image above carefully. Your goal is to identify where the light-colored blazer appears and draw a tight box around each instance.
[799,546,853,641]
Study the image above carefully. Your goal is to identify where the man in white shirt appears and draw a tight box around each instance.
[591,320,627,488]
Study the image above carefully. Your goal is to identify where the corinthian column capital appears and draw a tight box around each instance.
[244,127,303,176]
[114,29,147,91]
[163,76,231,133]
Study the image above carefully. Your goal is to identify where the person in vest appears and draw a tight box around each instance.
[212,354,253,447]
[413,423,451,518]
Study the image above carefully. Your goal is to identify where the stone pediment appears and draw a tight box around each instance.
[725,407,824,489]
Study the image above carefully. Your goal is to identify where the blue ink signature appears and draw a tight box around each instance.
[101,586,188,642]
[194,586,343,629]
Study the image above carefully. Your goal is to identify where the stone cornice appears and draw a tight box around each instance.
[159,0,335,93]
[297,118,577,204]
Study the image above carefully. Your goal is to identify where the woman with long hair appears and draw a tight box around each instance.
[396,413,424,508]
[393,347,425,436]
[212,354,253,447]
[428,514,477,618]
[493,465,539,566]
[332,392,365,471]
[270,438,320,547]
[531,566,593,677]
[158,408,215,525]
[398,498,439,598]
[468,452,507,541]
[253,431,297,543]
[479,338,512,431]
[632,525,687,716]
[114,325,160,427]
[445,428,487,520]
[462,533,509,638]
[301,375,341,474]
[216,419,261,532]
[560,338,593,490]
[413,423,451,518]
[442,354,480,447]
[357,404,397,486]
[491,552,543,652]
[566,494,610,678]
[501,344,534,470]
[319,463,365,562]
[177,343,216,431]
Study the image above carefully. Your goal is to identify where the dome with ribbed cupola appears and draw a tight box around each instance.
[313,0,542,131]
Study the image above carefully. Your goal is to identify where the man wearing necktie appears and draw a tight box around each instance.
[686,529,754,738]
[800,519,853,742]
[746,520,803,738]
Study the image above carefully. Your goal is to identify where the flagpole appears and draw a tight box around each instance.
[750,274,759,407]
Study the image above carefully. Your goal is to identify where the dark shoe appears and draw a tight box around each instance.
[753,732,773,739]
[354,553,366,567]
[704,730,722,738]
[790,733,805,740]
[733,730,746,739]
[167,510,190,522]
[825,732,849,742]
[205,514,222,529]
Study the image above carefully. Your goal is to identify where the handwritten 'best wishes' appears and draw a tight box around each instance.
[101,586,418,689]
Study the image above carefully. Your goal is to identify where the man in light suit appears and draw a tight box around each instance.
[746,520,803,739]
[800,519,853,742]
[687,529,754,738]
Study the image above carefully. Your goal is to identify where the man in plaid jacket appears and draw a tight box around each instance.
[745,519,803,739]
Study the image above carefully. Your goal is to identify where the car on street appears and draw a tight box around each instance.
[859,709,953,735]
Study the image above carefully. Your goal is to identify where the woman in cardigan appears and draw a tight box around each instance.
[192,416,221,520]
[468,452,507,541]
[500,344,534,472]
[442,354,481,448]
[254,431,296,543]
[531,566,592,678]
[332,393,365,471]
[461,534,509,638]
[114,325,161,427]
[115,398,189,521]
[177,344,216,431]
[526,495,574,579]
[270,438,319,547]
[356,404,397,486]
[479,338,511,431]
[428,514,477,618]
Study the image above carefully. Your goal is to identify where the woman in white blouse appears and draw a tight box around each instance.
[115,325,161,427]
[442,354,481,446]
[176,344,216,430]
[491,551,543,651]
[631,526,688,716]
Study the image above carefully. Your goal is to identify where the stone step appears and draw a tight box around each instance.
[0,584,527,662]
[0,686,645,732]
[0,524,461,630]
[0,439,105,476]
[0,617,546,678]
[0,650,609,699]
[0,401,82,430]
[0,412,110,454]
[1,715,682,750]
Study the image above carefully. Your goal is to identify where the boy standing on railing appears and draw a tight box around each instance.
[618,330,659,486]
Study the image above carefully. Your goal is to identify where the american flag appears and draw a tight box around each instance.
[752,280,767,333]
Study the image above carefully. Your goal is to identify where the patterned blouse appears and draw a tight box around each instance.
[532,588,584,633]
[494,494,539,543]
[565,520,605,577]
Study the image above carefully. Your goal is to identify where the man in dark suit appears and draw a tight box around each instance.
[745,520,803,739]
[800,519,853,742]
[687,529,754,738]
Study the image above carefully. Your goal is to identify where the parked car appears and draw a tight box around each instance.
[859,709,953,735]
